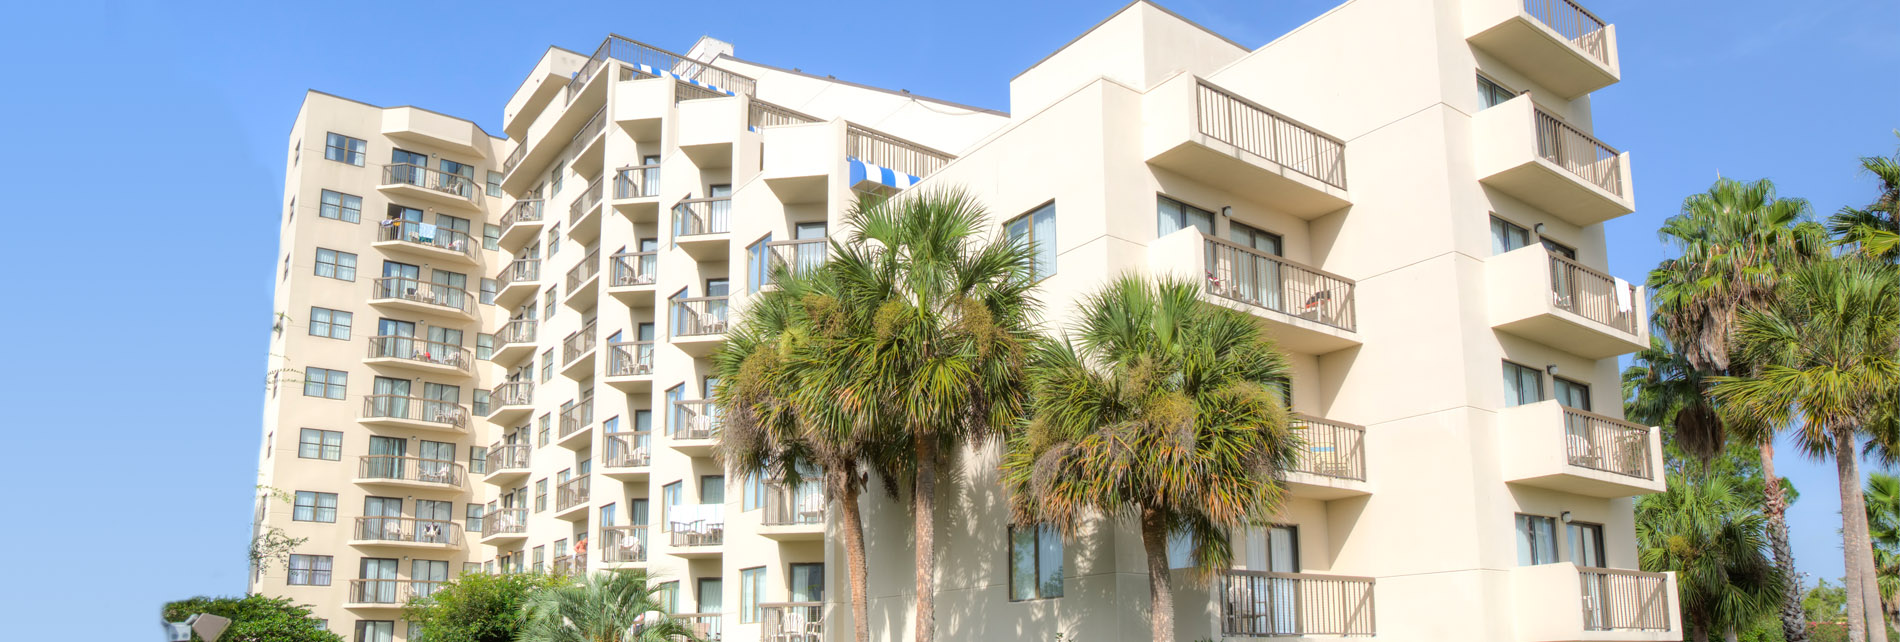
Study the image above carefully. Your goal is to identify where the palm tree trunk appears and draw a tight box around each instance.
[1140,507,1176,642]
[1724,625,1740,642]
[1840,428,1874,642]
[1847,432,1893,642]
[1763,441,1812,642]
[913,435,938,642]
[834,468,871,642]
[1691,625,1710,642]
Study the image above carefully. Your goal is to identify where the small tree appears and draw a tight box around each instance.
[160,595,341,642]
[402,572,568,642]
[518,570,700,642]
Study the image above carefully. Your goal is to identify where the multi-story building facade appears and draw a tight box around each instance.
[254,1,1680,641]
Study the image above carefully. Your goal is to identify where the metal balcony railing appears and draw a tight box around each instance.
[567,248,601,291]
[361,395,467,429]
[673,400,721,441]
[366,336,472,373]
[604,431,653,468]
[372,277,472,315]
[489,381,533,409]
[672,197,731,237]
[556,476,590,512]
[570,35,756,104]
[671,296,729,337]
[381,163,481,203]
[670,519,723,547]
[1549,253,1638,333]
[501,199,544,233]
[846,123,953,180]
[563,320,598,365]
[499,258,540,288]
[559,398,595,439]
[762,603,824,642]
[749,100,819,130]
[1289,415,1366,482]
[348,579,443,605]
[572,107,607,149]
[352,517,462,547]
[1220,571,1375,637]
[357,455,465,488]
[677,613,722,641]
[496,319,537,348]
[1579,567,1671,632]
[485,442,530,473]
[1534,107,1623,196]
[1203,237,1356,332]
[613,164,660,199]
[608,341,655,377]
[1523,0,1611,64]
[1194,82,1347,189]
[376,219,478,260]
[767,238,828,279]
[1562,408,1653,480]
[610,251,658,287]
[600,525,648,563]
[481,507,527,537]
[570,175,604,224]
[762,479,826,526]
[502,140,529,176]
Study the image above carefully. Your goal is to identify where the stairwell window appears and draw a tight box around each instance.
[1005,202,1057,281]
[323,132,365,166]
[1008,524,1064,601]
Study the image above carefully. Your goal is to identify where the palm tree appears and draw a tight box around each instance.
[1711,256,1900,642]
[517,570,701,642]
[1001,276,1302,642]
[1635,466,1785,642]
[1865,473,1900,629]
[1830,138,1900,261]
[1648,176,1827,642]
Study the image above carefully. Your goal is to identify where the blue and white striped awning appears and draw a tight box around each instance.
[632,63,737,96]
[847,156,920,189]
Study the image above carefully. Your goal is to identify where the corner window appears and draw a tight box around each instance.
[1008,524,1064,600]
[323,132,365,166]
[1515,513,1558,565]
[1004,203,1056,281]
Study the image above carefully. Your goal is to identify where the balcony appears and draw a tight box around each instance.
[1500,400,1664,498]
[844,123,955,193]
[378,163,482,212]
[677,88,745,169]
[364,336,472,378]
[570,175,605,244]
[348,517,462,550]
[671,197,732,261]
[369,277,474,321]
[766,238,828,285]
[668,504,724,558]
[671,400,721,457]
[1466,0,1619,99]
[484,442,531,484]
[359,395,468,434]
[678,613,723,641]
[1512,564,1679,641]
[607,251,659,307]
[345,579,443,609]
[555,476,591,520]
[671,296,729,357]
[551,554,584,577]
[557,397,595,450]
[1487,245,1646,359]
[561,320,599,379]
[563,248,602,312]
[602,431,653,481]
[354,455,465,491]
[494,258,541,309]
[760,478,826,541]
[604,341,656,393]
[1144,75,1349,218]
[494,319,538,364]
[1210,571,1376,638]
[570,107,610,179]
[1474,95,1633,226]
[480,507,528,543]
[1284,415,1371,499]
[762,603,824,642]
[498,199,545,251]
[373,219,479,266]
[611,164,662,222]
[485,380,534,424]
[601,525,648,564]
[1147,229,1360,354]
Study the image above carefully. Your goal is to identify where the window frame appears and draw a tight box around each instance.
[297,428,342,461]
[1515,513,1559,566]
[1003,201,1057,282]
[308,306,352,340]
[286,554,333,586]
[292,490,338,523]
[323,132,365,166]
[303,367,347,400]
[1502,360,1544,408]
[313,248,357,282]
[1007,524,1064,601]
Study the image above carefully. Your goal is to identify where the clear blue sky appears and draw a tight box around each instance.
[1,0,1893,638]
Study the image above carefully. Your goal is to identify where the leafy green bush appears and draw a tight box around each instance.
[160,594,341,642]
[402,572,570,642]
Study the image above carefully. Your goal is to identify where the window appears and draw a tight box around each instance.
[1478,74,1515,110]
[1004,202,1056,281]
[544,286,558,320]
[550,160,564,195]
[481,278,498,305]
[323,132,365,166]
[319,189,362,223]
[661,481,682,532]
[541,350,554,382]
[483,224,501,250]
[1009,524,1064,600]
[293,491,337,523]
[469,446,487,475]
[697,578,724,616]
[535,479,548,512]
[656,581,680,613]
[407,622,424,642]
[287,555,332,586]
[1554,377,1591,411]
[1568,521,1605,567]
[1515,513,1558,565]
[742,472,765,512]
[1489,215,1531,255]
[476,334,495,360]
[532,546,545,572]
[746,234,772,294]
[314,248,357,282]
[308,307,351,340]
[474,389,492,416]
[298,428,342,460]
[282,254,291,281]
[287,197,295,225]
[487,171,503,197]
[700,475,725,504]
[548,223,562,256]
[1166,530,1195,569]
[739,567,766,623]
[1502,361,1544,407]
[538,414,551,445]
[354,621,393,642]
[292,138,300,166]
[304,367,347,400]
[789,563,824,602]
[1157,195,1214,237]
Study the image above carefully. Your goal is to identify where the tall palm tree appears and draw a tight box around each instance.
[1711,256,1900,642]
[1865,473,1900,629]
[1648,176,1827,642]
[1635,466,1785,642]
[517,570,701,642]
[1001,276,1302,642]
[1830,138,1900,261]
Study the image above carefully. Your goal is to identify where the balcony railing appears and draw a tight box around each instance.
[1524,0,1611,64]
[601,525,648,563]
[348,579,443,605]
[767,239,828,279]
[486,442,530,473]
[1562,408,1653,480]
[352,517,462,547]
[762,603,824,642]
[551,554,582,577]
[670,521,724,547]
[499,258,540,288]
[1219,571,1375,637]
[556,476,591,512]
[366,336,472,373]
[567,248,602,291]
[1580,567,1671,632]
[481,507,527,537]
[1289,415,1366,482]
[610,251,658,287]
[362,395,468,429]
[1194,82,1346,189]
[675,80,728,103]
[559,398,595,439]
[614,164,660,199]
[570,176,605,224]
[1534,107,1623,196]
[357,455,465,488]
[672,296,730,337]
[673,400,721,441]
[501,199,544,233]
[677,613,723,641]
[502,140,529,176]
[1204,237,1356,332]
[846,124,952,180]
[563,320,598,364]
[490,381,533,408]
[569,35,756,105]
[672,197,732,237]
[604,431,653,468]
[372,277,472,315]
[497,319,536,347]
[377,219,478,260]
[381,163,481,203]
[608,341,655,376]
[572,107,607,149]
[1550,253,1638,333]
[762,479,826,526]
[749,100,819,129]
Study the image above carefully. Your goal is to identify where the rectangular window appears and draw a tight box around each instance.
[476,334,495,360]
[1553,377,1592,411]
[303,367,347,400]
[314,248,357,282]
[548,223,562,257]
[1478,74,1515,110]
[1502,361,1544,407]
[746,234,772,294]
[481,278,498,305]
[298,428,342,460]
[1490,215,1531,255]
[789,563,824,602]
[544,285,559,320]
[739,566,765,623]
[550,160,564,195]
[742,472,765,512]
[538,414,551,445]
[308,307,351,340]
[1009,524,1064,600]
[656,581,679,613]
[661,481,682,532]
[323,132,365,166]
[473,389,492,416]
[483,224,501,250]
[1516,513,1558,565]
[487,171,503,197]
[541,350,555,382]
[1157,195,1215,238]
[535,479,548,512]
[318,189,362,223]
[292,491,337,523]
[354,621,393,642]
[287,554,332,586]
[1004,202,1057,281]
[1568,521,1606,567]
[469,446,488,475]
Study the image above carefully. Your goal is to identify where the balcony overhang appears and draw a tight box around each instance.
[480,530,528,544]
[486,403,533,427]
[557,424,594,451]
[376,181,484,214]
[1486,245,1646,359]
[676,95,746,169]
[1499,401,1665,498]
[1473,96,1634,227]
[554,499,591,521]
[483,467,530,486]
[602,466,650,483]
[560,348,597,380]
[1282,471,1371,501]
[608,281,659,308]
[605,371,655,394]
[762,122,841,205]
[498,216,545,252]
[358,415,466,435]
[613,75,673,142]
[382,107,489,159]
[563,272,601,312]
[362,355,470,379]
[367,296,475,324]
[672,333,725,358]
[671,544,724,560]
[670,436,718,458]
[494,278,540,311]
[759,522,825,542]
[502,64,611,195]
[1465,0,1621,99]
[1143,75,1350,219]
[493,340,537,366]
